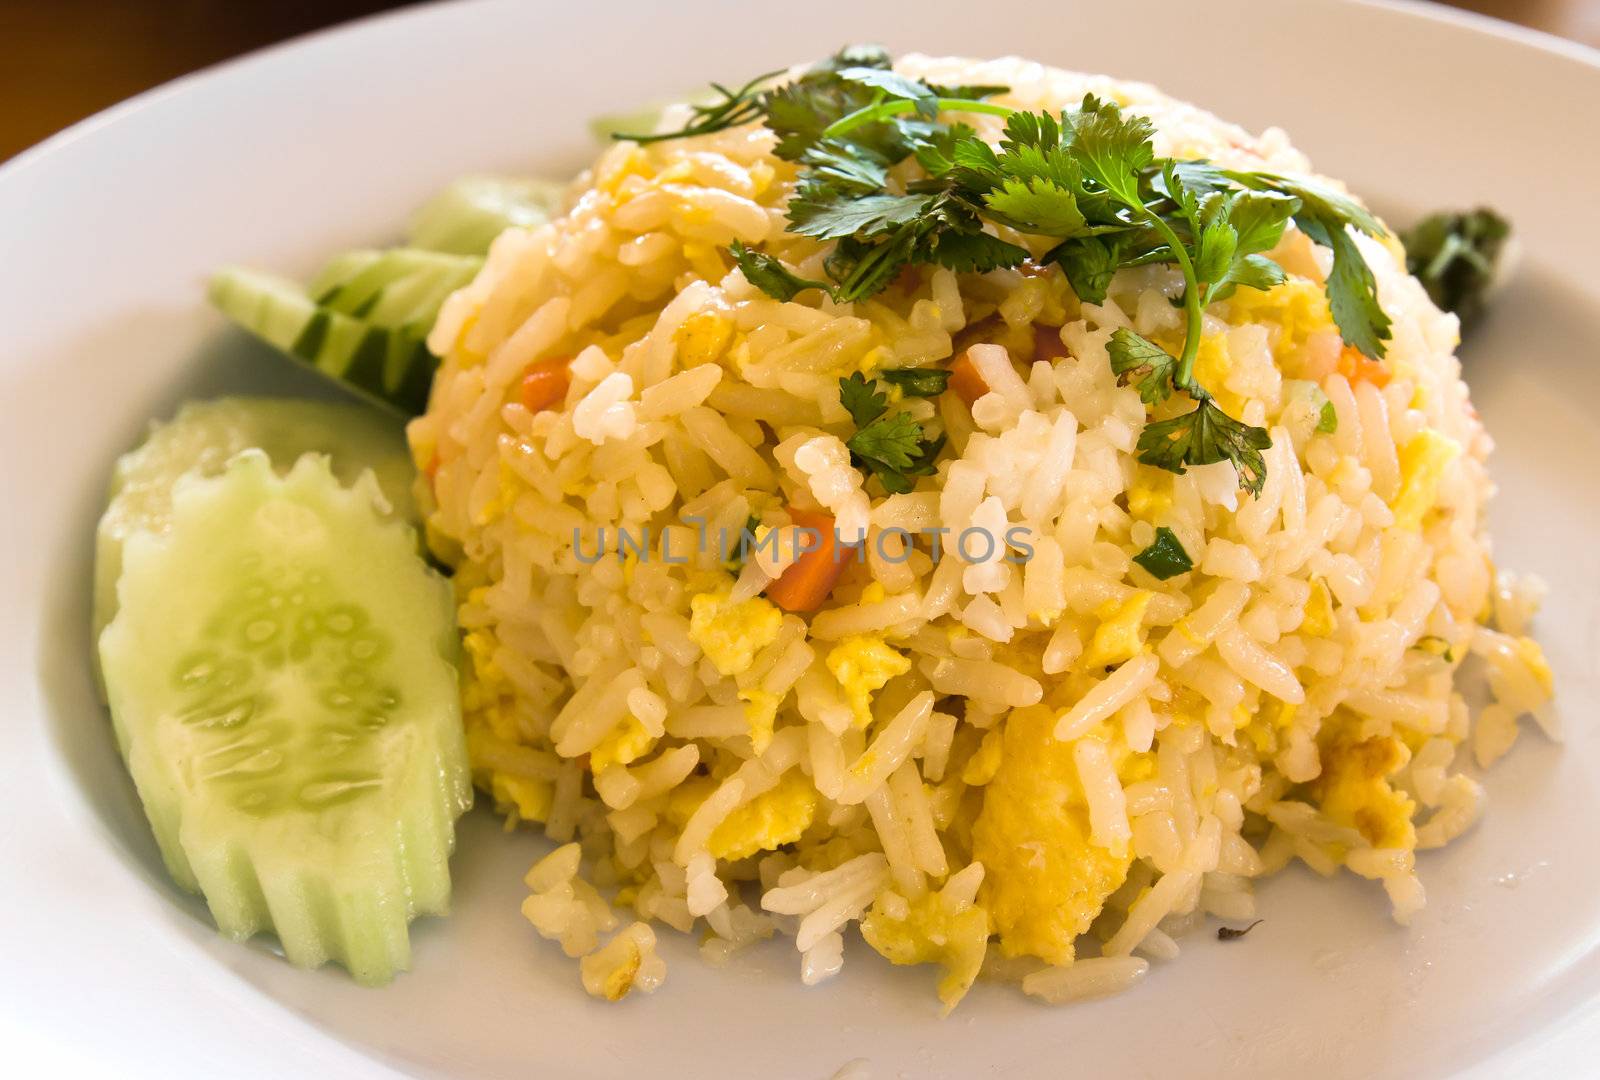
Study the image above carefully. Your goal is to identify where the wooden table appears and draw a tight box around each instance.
[0,0,1594,162]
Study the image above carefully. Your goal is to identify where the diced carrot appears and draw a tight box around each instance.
[765,509,849,613]
[518,357,572,413]
[1336,346,1390,389]
[1032,323,1068,363]
[948,349,990,406]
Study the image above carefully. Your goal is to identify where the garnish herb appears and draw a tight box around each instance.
[1285,380,1338,436]
[629,46,1396,496]
[838,372,945,494]
[878,368,952,397]
[1217,920,1263,941]
[615,69,784,143]
[1316,398,1339,435]
[1132,526,1194,580]
[1400,208,1511,327]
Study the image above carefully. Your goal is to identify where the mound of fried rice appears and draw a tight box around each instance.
[407,55,1555,1007]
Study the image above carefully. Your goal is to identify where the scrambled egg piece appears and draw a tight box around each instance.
[1226,277,1333,362]
[738,688,780,754]
[675,310,734,365]
[960,728,1005,786]
[491,772,553,823]
[589,715,655,773]
[970,705,1133,965]
[1391,430,1461,531]
[669,770,818,862]
[861,885,990,1012]
[1243,700,1297,756]
[1081,591,1152,669]
[1515,636,1555,695]
[1315,722,1417,850]
[688,586,784,677]
[1126,470,1173,521]
[1191,333,1246,416]
[826,635,911,728]
[1301,577,1336,637]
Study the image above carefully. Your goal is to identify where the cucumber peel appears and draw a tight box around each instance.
[99,452,470,985]
[211,173,563,413]
[209,267,440,416]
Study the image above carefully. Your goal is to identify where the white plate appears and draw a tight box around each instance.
[3,1,1597,1076]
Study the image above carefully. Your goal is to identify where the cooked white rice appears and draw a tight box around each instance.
[407,54,1555,1008]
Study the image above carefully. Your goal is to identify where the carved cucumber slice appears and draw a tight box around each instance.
[99,452,470,985]
[94,397,418,654]
[207,268,438,416]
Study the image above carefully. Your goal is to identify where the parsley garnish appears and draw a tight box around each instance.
[1132,525,1194,580]
[634,47,1399,497]
[838,372,944,493]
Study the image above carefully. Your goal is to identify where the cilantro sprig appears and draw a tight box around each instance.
[628,47,1397,497]
[838,372,945,494]
[1400,207,1511,328]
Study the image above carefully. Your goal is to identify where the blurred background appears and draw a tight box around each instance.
[0,0,1595,162]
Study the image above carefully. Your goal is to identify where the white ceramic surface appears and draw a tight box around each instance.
[3,1,1597,1076]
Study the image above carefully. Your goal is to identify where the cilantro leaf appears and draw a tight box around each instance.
[1132,526,1193,580]
[848,410,926,469]
[1065,94,1156,209]
[1135,397,1273,496]
[879,368,952,397]
[982,175,1087,236]
[1194,193,1240,289]
[797,139,893,193]
[838,371,888,426]
[1108,328,1179,406]
[1401,207,1511,326]
[729,241,837,302]
[1230,171,1391,357]
[838,374,946,492]
[926,227,1030,273]
[1298,214,1392,360]
[1228,190,1300,257]
[871,432,945,494]
[1048,234,1128,304]
[1216,252,1287,297]
[789,192,932,239]
[836,67,941,118]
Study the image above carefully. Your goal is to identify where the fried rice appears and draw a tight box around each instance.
[406,54,1555,1008]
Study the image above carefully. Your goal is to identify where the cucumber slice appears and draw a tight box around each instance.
[308,248,480,328]
[208,267,436,416]
[407,176,565,256]
[93,397,419,659]
[99,452,470,985]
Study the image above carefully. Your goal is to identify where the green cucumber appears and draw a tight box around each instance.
[99,452,470,985]
[208,267,437,416]
[308,248,481,328]
[407,176,565,256]
[93,397,419,659]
